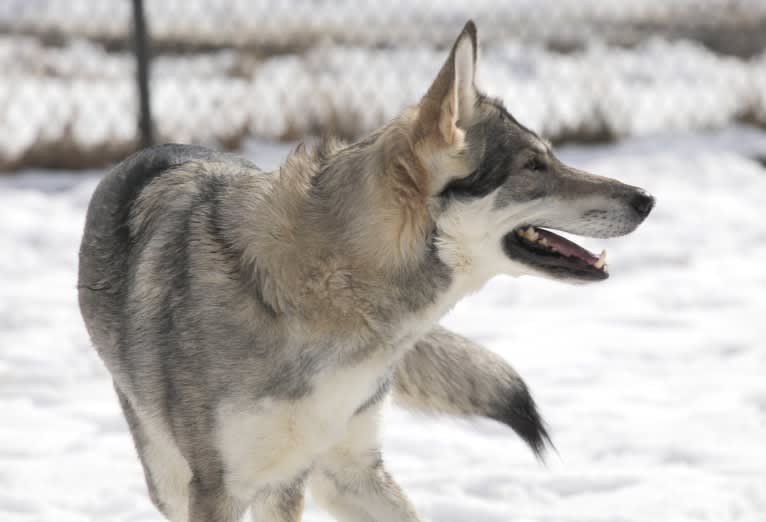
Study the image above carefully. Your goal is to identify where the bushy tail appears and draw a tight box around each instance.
[393,326,552,458]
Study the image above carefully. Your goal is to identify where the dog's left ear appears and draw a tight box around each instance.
[417,20,478,146]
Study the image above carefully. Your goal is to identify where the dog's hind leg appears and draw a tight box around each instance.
[250,476,305,521]
[114,383,192,522]
[309,402,422,522]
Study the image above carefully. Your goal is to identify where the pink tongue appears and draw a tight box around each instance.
[535,228,598,264]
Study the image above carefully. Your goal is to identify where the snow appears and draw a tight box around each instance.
[2,127,766,521]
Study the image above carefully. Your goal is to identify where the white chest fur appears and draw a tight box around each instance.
[215,352,392,501]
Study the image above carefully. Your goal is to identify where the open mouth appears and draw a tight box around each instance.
[502,226,609,281]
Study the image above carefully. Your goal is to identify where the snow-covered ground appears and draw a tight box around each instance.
[2,127,765,521]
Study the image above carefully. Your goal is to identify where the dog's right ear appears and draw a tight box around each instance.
[416,21,479,147]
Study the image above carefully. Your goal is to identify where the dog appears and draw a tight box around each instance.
[78,20,654,522]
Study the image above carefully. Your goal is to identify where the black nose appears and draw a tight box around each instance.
[630,191,655,218]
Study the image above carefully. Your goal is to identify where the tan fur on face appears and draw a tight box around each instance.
[375,113,434,266]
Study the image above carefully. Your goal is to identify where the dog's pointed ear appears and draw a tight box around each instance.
[417,21,478,146]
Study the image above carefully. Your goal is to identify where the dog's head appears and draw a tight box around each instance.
[408,21,654,285]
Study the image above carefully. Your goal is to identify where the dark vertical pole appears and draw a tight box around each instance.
[132,0,154,148]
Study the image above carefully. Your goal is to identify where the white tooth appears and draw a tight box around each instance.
[539,237,549,246]
[594,249,607,269]
[524,227,537,241]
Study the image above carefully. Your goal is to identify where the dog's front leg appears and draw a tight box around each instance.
[250,476,305,521]
[309,402,423,522]
[188,473,247,522]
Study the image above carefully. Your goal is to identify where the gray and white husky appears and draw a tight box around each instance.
[78,21,654,522]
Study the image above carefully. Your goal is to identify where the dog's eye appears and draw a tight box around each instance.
[524,158,546,172]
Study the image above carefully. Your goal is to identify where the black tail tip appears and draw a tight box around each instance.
[491,384,554,461]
